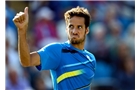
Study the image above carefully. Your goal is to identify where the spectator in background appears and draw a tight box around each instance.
[6,8,17,50]
[123,22,135,56]
[113,41,133,75]
[115,55,135,90]
[33,6,58,48]
[56,17,68,42]
[6,3,17,31]
[5,36,23,78]
[6,67,32,90]
[86,22,110,64]
[106,19,124,65]
[33,75,50,90]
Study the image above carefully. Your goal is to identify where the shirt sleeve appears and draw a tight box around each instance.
[36,43,62,70]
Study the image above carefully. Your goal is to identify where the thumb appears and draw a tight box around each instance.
[24,7,28,15]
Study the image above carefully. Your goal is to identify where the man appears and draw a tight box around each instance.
[13,6,96,90]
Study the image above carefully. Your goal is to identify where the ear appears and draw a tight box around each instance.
[86,27,89,35]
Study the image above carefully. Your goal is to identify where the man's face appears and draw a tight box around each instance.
[66,16,89,44]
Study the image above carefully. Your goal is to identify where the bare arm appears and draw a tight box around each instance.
[13,7,40,67]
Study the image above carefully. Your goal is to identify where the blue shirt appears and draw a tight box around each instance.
[36,41,96,90]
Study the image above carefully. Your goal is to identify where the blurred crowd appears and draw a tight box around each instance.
[6,1,135,90]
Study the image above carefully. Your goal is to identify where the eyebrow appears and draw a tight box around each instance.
[68,24,83,26]
[69,24,73,26]
[77,25,82,27]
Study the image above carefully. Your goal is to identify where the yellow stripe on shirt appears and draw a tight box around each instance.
[57,69,84,83]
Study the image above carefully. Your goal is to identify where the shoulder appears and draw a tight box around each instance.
[40,42,64,50]
[85,50,96,60]
[37,42,65,58]
[38,41,71,54]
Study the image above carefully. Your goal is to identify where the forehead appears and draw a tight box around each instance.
[67,16,85,26]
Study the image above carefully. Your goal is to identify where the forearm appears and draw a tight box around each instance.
[18,28,31,67]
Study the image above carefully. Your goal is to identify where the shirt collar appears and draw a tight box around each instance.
[64,40,86,53]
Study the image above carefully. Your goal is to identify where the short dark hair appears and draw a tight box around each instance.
[64,6,91,28]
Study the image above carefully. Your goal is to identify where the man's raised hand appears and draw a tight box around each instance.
[13,7,29,32]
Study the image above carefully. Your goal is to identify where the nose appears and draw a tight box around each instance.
[72,28,78,34]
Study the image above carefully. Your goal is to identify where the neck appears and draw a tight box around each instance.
[70,41,85,50]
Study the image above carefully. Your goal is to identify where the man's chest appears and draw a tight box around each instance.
[57,52,95,82]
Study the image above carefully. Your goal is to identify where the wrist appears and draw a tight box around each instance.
[17,25,28,35]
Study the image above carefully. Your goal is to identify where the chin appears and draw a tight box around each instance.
[68,36,85,44]
[71,41,79,44]
[70,39,82,44]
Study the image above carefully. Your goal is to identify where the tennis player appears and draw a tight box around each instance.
[13,6,96,90]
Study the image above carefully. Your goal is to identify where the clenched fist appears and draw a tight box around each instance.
[13,7,29,33]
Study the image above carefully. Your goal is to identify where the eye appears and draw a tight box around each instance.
[69,25,74,29]
[78,26,82,29]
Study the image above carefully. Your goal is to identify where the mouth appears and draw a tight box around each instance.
[71,35,79,38]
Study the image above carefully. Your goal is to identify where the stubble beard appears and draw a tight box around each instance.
[68,34,86,44]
